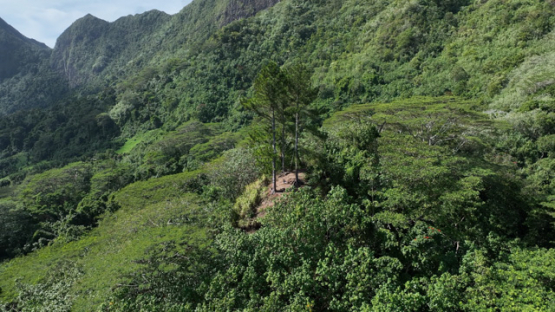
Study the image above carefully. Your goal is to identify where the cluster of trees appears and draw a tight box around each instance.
[0,120,240,261]
[243,62,316,192]
[0,89,120,181]
[96,98,555,311]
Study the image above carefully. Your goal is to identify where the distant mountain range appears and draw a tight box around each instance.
[0,0,280,114]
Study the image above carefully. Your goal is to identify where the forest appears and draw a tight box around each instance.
[0,0,555,310]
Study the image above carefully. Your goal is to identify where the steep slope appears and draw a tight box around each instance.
[0,17,67,114]
[0,17,49,81]
[51,12,171,87]
[50,0,280,87]
[0,0,282,113]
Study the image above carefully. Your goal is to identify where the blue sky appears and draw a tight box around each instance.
[0,0,193,48]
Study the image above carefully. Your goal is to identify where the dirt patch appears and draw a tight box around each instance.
[242,171,307,234]
[255,171,305,219]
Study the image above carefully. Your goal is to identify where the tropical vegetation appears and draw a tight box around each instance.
[0,0,555,310]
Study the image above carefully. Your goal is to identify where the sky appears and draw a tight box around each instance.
[0,0,193,48]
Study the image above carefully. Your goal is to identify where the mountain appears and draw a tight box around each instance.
[0,0,281,113]
[50,0,280,87]
[0,18,68,115]
[0,17,49,81]
[51,12,171,87]
[1,0,555,310]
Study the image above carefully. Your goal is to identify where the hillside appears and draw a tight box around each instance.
[0,18,67,115]
[0,0,280,114]
[0,17,49,81]
[51,12,172,87]
[0,0,555,310]
[49,0,280,88]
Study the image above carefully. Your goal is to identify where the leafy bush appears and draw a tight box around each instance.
[0,261,82,312]
[0,201,36,260]
[208,148,262,201]
[18,162,92,220]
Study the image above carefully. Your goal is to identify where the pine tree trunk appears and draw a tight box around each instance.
[295,107,299,186]
[272,108,277,194]
[281,123,286,174]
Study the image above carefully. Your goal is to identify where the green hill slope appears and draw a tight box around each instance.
[1,0,555,310]
[49,0,280,88]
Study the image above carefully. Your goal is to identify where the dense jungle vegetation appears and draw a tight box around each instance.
[1,0,555,310]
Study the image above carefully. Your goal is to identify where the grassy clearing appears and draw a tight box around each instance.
[116,129,162,154]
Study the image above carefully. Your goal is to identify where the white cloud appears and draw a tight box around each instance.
[0,0,192,48]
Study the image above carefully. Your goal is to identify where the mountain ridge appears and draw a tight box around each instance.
[0,17,50,81]
[0,17,49,50]
[50,0,281,88]
[0,0,282,111]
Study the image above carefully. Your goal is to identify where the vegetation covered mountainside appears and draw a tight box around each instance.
[0,18,67,115]
[51,0,280,88]
[0,17,49,81]
[1,0,555,310]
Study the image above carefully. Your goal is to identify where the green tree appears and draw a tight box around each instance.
[0,201,36,260]
[242,62,287,193]
[284,64,318,185]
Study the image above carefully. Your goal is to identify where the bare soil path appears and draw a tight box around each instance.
[245,171,306,233]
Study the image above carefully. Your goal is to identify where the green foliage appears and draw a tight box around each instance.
[116,130,160,155]
[75,162,134,223]
[0,260,82,312]
[208,148,262,201]
[98,241,216,312]
[0,89,120,178]
[3,0,555,310]
[232,178,266,228]
[459,246,555,311]
[0,171,211,311]
[121,121,237,180]
[19,162,92,220]
[309,118,379,198]
[0,201,36,260]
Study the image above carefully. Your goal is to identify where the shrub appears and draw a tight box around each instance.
[232,178,267,227]
[209,148,262,200]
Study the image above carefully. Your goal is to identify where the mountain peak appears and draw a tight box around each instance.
[51,9,172,87]
[70,13,110,29]
[81,13,107,22]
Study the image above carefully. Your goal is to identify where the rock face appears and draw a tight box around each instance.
[0,17,50,81]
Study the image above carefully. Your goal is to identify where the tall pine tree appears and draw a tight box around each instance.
[242,62,287,193]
